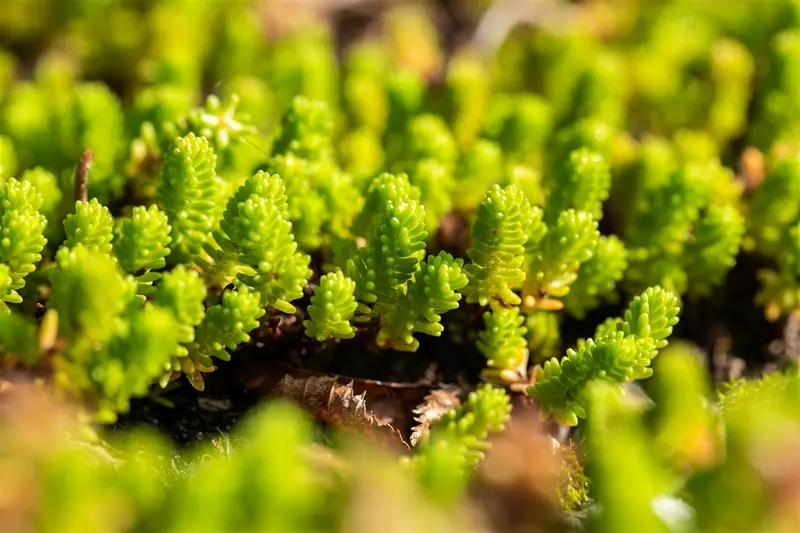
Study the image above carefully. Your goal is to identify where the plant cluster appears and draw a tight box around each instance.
[3,0,800,531]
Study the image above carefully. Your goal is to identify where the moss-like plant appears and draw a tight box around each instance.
[526,308,561,363]
[463,184,532,307]
[522,209,599,307]
[748,156,800,258]
[202,170,311,314]
[48,245,136,345]
[303,270,358,342]
[529,286,680,425]
[0,178,47,315]
[624,162,744,297]
[562,235,628,318]
[351,172,421,239]
[113,204,172,294]
[349,184,427,318]
[411,384,511,478]
[187,284,264,389]
[268,97,362,248]
[390,114,458,231]
[5,5,800,530]
[158,132,219,263]
[62,198,114,254]
[684,204,745,298]
[150,265,207,386]
[48,245,178,421]
[757,221,800,321]
[377,251,467,351]
[477,305,529,384]
[543,147,611,222]
[265,154,328,250]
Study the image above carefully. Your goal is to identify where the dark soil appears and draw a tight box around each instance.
[110,359,263,445]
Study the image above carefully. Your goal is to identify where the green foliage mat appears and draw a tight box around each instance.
[4,1,800,532]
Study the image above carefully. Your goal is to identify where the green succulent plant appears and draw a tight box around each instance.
[150,265,207,386]
[624,162,744,297]
[187,283,264,389]
[349,183,427,319]
[113,204,172,294]
[158,132,220,264]
[0,178,47,315]
[462,184,532,307]
[477,305,529,384]
[411,383,511,481]
[304,269,358,342]
[3,4,800,532]
[62,198,112,255]
[201,170,311,314]
[377,251,467,351]
[529,286,680,426]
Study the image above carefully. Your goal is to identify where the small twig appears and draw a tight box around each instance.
[74,149,93,204]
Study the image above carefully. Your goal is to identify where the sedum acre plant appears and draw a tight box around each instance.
[477,306,529,384]
[623,161,744,298]
[304,270,358,342]
[113,204,172,294]
[150,265,206,384]
[0,178,47,314]
[748,155,800,319]
[376,251,468,351]
[200,169,311,313]
[463,146,612,384]
[463,183,531,308]
[47,245,177,421]
[158,132,219,264]
[4,2,800,531]
[530,286,681,425]
[410,384,511,483]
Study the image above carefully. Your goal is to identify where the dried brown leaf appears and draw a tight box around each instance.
[409,385,461,447]
[242,361,436,437]
[273,375,410,450]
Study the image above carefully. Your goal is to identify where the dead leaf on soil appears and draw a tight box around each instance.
[409,385,461,447]
[273,374,411,450]
[242,361,438,438]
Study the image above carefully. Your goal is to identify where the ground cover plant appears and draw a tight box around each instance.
[4,0,800,531]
